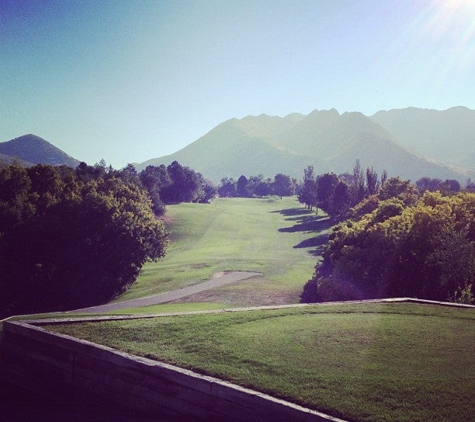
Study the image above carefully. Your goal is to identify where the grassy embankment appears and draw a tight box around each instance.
[49,302,475,422]
[114,196,331,308]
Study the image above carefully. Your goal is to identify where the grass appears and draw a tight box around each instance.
[48,302,475,422]
[115,196,330,306]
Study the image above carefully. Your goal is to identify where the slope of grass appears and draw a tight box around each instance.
[117,197,330,305]
[49,302,475,422]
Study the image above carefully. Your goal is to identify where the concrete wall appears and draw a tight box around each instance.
[0,318,345,422]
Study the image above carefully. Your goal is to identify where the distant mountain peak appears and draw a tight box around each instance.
[0,134,80,168]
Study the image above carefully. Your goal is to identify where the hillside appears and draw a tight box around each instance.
[0,134,80,168]
[138,108,469,183]
[371,106,475,175]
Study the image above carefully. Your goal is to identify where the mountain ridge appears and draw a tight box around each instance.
[138,107,471,183]
[3,107,472,184]
[370,106,475,173]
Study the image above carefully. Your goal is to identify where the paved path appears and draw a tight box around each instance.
[72,271,262,313]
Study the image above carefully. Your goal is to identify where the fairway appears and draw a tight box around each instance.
[117,197,330,305]
[49,302,475,422]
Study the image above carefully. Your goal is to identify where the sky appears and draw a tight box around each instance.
[1,0,474,168]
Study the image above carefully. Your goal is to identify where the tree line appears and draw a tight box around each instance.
[0,161,170,317]
[297,160,470,220]
[301,167,475,304]
[138,160,217,215]
[218,173,298,198]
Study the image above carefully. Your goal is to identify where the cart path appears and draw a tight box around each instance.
[71,271,262,313]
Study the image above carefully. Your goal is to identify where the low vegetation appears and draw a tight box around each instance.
[48,302,475,422]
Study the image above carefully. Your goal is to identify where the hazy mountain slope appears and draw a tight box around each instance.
[280,110,462,180]
[370,106,475,174]
[0,134,80,168]
[138,116,325,180]
[139,109,466,183]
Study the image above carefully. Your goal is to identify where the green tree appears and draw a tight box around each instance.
[302,190,475,304]
[272,173,294,198]
[161,161,204,203]
[255,178,271,197]
[0,166,168,317]
[365,166,379,195]
[298,165,318,210]
[139,164,171,215]
[316,173,339,215]
[218,177,237,197]
[236,175,249,197]
[330,181,351,218]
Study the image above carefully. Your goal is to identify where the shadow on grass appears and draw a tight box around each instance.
[294,233,329,256]
[273,208,313,217]
[278,214,334,233]
[273,207,336,256]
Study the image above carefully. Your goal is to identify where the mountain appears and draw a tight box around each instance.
[138,109,469,183]
[0,134,80,168]
[370,106,475,175]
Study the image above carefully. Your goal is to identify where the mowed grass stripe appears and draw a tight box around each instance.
[117,197,326,302]
[49,302,475,422]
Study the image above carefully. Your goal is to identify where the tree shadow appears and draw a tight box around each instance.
[294,233,329,256]
[278,215,334,233]
[273,207,335,256]
[273,208,313,217]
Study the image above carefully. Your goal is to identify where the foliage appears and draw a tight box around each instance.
[0,162,169,317]
[298,165,318,210]
[298,160,389,219]
[217,173,295,198]
[139,164,171,215]
[272,173,295,198]
[416,177,461,194]
[218,177,237,197]
[137,161,216,213]
[302,189,475,303]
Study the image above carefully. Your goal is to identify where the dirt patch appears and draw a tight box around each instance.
[171,277,301,308]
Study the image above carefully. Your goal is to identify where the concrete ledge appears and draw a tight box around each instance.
[1,299,472,420]
[1,318,346,422]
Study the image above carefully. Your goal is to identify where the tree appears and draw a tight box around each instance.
[0,165,169,317]
[416,177,461,194]
[254,178,271,197]
[350,159,365,205]
[236,175,249,197]
[379,177,419,206]
[0,162,34,232]
[139,165,171,216]
[200,180,218,203]
[301,190,475,304]
[161,161,204,203]
[316,173,339,215]
[272,173,294,198]
[27,164,66,212]
[365,167,379,196]
[298,165,318,210]
[331,181,351,218]
[218,177,237,197]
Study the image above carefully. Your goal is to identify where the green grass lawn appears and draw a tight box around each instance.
[49,302,475,422]
[116,196,331,306]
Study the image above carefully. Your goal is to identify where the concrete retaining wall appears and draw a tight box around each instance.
[3,299,469,420]
[0,318,344,422]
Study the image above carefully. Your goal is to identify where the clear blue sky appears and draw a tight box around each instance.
[1,0,474,168]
